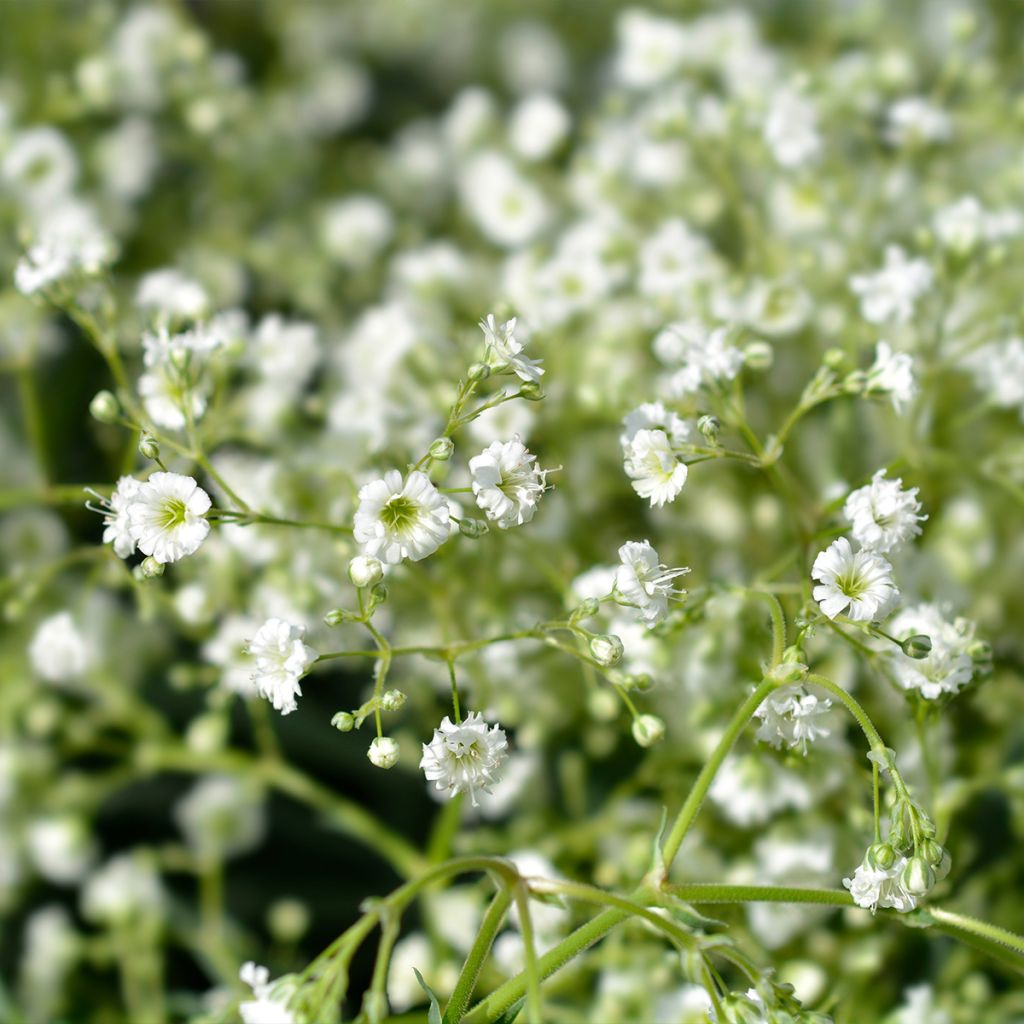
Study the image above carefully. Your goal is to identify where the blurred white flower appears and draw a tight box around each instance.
[850,246,933,325]
[29,612,90,683]
[865,341,916,413]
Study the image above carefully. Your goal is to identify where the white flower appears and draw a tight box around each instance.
[622,429,688,506]
[850,246,933,325]
[239,962,297,1024]
[764,88,821,169]
[86,476,143,558]
[420,712,508,806]
[885,97,952,147]
[137,368,208,431]
[480,314,544,382]
[247,618,317,716]
[28,611,90,683]
[843,470,926,553]
[14,202,115,295]
[933,195,986,254]
[27,817,96,885]
[843,855,917,914]
[81,854,164,925]
[620,401,694,448]
[459,152,549,248]
[754,686,832,753]
[811,537,897,622]
[887,604,977,700]
[653,322,744,396]
[320,194,394,266]
[126,472,211,564]
[469,437,549,529]
[615,540,689,627]
[174,776,266,860]
[614,9,690,89]
[135,268,209,323]
[964,337,1024,413]
[638,220,719,298]
[508,93,570,161]
[368,736,400,769]
[353,469,450,564]
[1,127,77,209]
[865,341,917,413]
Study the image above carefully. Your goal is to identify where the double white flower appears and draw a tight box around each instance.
[615,540,689,627]
[469,437,549,529]
[479,314,544,382]
[354,469,451,564]
[420,712,508,806]
[246,618,317,716]
[843,469,926,554]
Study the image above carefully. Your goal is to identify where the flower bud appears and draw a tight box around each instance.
[89,389,120,423]
[367,583,388,608]
[587,689,619,722]
[630,672,655,692]
[631,714,666,748]
[900,634,932,659]
[361,990,389,1024]
[590,634,624,667]
[139,556,164,578]
[138,434,160,461]
[323,608,356,626]
[865,842,898,871]
[768,660,807,684]
[743,340,774,371]
[571,598,600,622]
[901,855,935,896]
[697,414,720,443]
[348,555,384,589]
[331,711,355,732]
[823,347,848,370]
[380,689,406,711]
[428,437,455,461]
[267,899,309,943]
[518,380,544,401]
[467,362,490,381]
[920,838,945,867]
[367,736,400,769]
[458,517,488,538]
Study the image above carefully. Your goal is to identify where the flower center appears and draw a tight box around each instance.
[380,494,420,532]
[836,572,866,599]
[158,497,188,530]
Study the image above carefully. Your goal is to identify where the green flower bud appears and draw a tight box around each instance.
[458,517,488,538]
[139,556,164,578]
[467,362,490,381]
[743,339,774,371]
[590,634,624,667]
[631,714,666,748]
[348,555,384,589]
[323,608,356,626]
[921,838,945,867]
[866,842,898,870]
[428,436,455,460]
[368,582,388,608]
[331,711,355,732]
[380,689,406,711]
[518,380,545,401]
[89,389,120,423]
[697,414,720,443]
[901,855,935,896]
[768,660,808,684]
[138,434,160,460]
[267,898,309,943]
[571,597,600,622]
[900,633,932,659]
[823,347,848,370]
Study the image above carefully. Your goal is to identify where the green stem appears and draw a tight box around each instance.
[666,883,853,906]
[661,678,778,868]
[512,883,543,1024]
[928,907,1024,959]
[443,888,514,1024]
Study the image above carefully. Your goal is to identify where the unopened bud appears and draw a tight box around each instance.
[823,347,848,370]
[458,518,488,538]
[571,598,600,622]
[368,583,388,608]
[428,437,455,461]
[743,340,773,371]
[348,555,383,589]
[768,660,807,684]
[380,689,406,711]
[139,556,164,578]
[467,362,490,381]
[331,711,355,732]
[323,608,355,626]
[367,736,400,769]
[139,434,160,460]
[518,380,544,401]
[631,714,666,748]
[866,842,898,871]
[920,838,945,867]
[267,899,309,943]
[89,390,120,423]
[900,634,932,659]
[590,634,624,667]
[901,855,935,896]
[697,415,720,443]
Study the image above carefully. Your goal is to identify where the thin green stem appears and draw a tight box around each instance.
[448,659,462,724]
[512,883,544,1024]
[443,888,514,1024]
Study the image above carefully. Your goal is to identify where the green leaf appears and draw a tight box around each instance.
[412,968,443,1024]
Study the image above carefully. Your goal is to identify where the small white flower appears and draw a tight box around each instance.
[81,854,164,926]
[811,537,898,622]
[887,603,978,700]
[353,470,450,564]
[420,712,508,806]
[459,152,549,248]
[14,202,115,295]
[368,736,400,769]
[27,817,96,885]
[247,618,317,716]
[479,314,544,382]
[615,540,689,627]
[174,776,266,861]
[126,472,211,564]
[239,962,298,1024]
[964,337,1024,413]
[764,87,821,169]
[754,686,832,753]
[86,476,143,558]
[653,322,744,396]
[843,855,917,914]
[136,268,209,323]
[850,246,933,326]
[638,220,719,298]
[28,611,90,683]
[509,93,570,162]
[622,429,688,506]
[620,401,694,448]
[865,341,917,413]
[469,437,549,529]
[843,470,927,553]
[614,9,690,89]
[885,96,952,147]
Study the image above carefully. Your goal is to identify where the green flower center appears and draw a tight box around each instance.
[158,498,188,530]
[380,495,420,532]
[836,572,866,599]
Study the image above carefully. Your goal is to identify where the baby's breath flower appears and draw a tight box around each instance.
[615,540,689,627]
[28,611,90,683]
[420,712,508,806]
[479,314,544,382]
[850,246,933,326]
[811,537,897,622]
[247,618,317,716]
[886,604,978,699]
[754,686,832,753]
[126,472,211,564]
[843,470,926,553]
[368,736,400,769]
[469,436,549,529]
[864,341,916,413]
[843,853,917,914]
[622,429,688,507]
[354,470,450,564]
[239,962,298,1024]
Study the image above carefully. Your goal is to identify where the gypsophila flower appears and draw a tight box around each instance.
[354,469,451,563]
[368,736,400,769]
[885,96,952,147]
[247,618,317,716]
[964,337,1024,414]
[14,202,115,295]
[843,855,917,914]
[763,87,821,169]
[754,686,832,753]
[469,436,549,528]
[420,712,508,806]
[653,322,744,396]
[615,540,689,627]
[811,537,897,622]
[174,776,266,861]
[850,246,933,325]
[865,341,917,413]
[479,314,544,382]
[620,401,694,448]
[28,611,89,683]
[622,429,688,507]
[886,604,978,700]
[86,476,142,558]
[135,267,209,323]
[81,854,164,926]
[843,470,926,553]
[239,962,298,1024]
[126,472,211,564]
